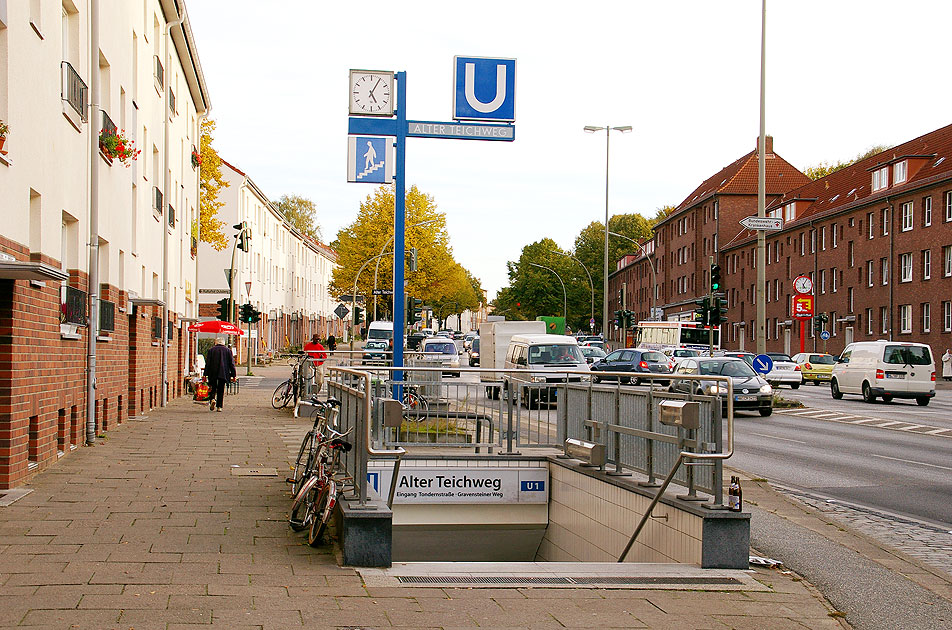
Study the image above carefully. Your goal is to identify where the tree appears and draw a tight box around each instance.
[803,145,890,181]
[196,118,229,250]
[274,194,321,240]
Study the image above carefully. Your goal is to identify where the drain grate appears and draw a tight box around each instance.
[396,575,741,586]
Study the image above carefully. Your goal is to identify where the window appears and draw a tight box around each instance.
[832,224,838,248]
[924,196,932,226]
[867,260,874,287]
[799,233,805,256]
[881,306,889,334]
[848,287,854,312]
[946,192,952,222]
[900,253,912,282]
[848,241,854,267]
[867,212,874,239]
[784,202,796,221]
[901,202,913,231]
[872,166,889,191]
[810,229,816,253]
[866,308,874,335]
[945,246,952,277]
[819,269,826,294]
[923,303,931,333]
[923,249,931,279]
[945,301,952,332]
[821,226,826,250]
[882,207,889,236]
[832,268,838,293]
[899,305,911,334]
[881,257,888,285]
[893,161,907,184]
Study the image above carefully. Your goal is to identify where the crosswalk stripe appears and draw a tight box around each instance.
[927,428,951,435]
[873,421,902,428]
[898,424,926,431]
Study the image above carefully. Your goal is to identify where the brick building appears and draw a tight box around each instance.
[0,0,209,488]
[609,123,952,358]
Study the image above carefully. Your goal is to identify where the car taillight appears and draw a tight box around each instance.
[794,365,801,371]
[805,363,812,370]
[876,369,885,380]
[932,371,936,381]
[639,361,649,369]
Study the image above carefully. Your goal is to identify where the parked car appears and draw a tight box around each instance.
[590,348,673,385]
[469,337,480,366]
[579,346,607,364]
[669,357,773,416]
[831,341,935,405]
[764,353,803,389]
[791,352,836,384]
[361,340,390,365]
[420,338,461,376]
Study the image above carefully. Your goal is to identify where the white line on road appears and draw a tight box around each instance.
[870,453,952,472]
[872,421,903,428]
[927,428,951,435]
[750,432,808,445]
[897,424,926,431]
[850,418,877,424]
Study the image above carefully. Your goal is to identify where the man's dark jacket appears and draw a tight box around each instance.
[204,344,236,381]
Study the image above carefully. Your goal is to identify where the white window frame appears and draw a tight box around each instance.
[785,202,795,221]
[820,269,826,294]
[881,306,889,334]
[923,249,931,280]
[945,301,952,333]
[924,196,932,226]
[867,212,874,239]
[832,224,838,248]
[945,246,952,277]
[893,161,907,185]
[832,268,837,293]
[882,207,889,236]
[821,226,827,250]
[946,191,952,222]
[923,303,931,333]
[810,230,816,253]
[899,305,911,334]
[881,257,889,286]
[900,253,913,282]
[867,260,874,287]
[872,166,889,191]
[901,202,913,231]
[866,308,874,335]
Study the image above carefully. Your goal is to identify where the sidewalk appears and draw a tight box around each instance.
[0,365,848,629]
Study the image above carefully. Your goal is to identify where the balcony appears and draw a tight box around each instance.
[168,204,175,227]
[154,55,164,94]
[60,61,88,130]
[153,186,163,214]
[190,235,198,258]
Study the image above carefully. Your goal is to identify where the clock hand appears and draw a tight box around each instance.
[368,92,376,103]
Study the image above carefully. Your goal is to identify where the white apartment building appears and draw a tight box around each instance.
[0,0,209,488]
[197,159,340,359]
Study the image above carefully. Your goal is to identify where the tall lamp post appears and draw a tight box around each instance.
[608,231,658,320]
[551,250,594,329]
[584,124,632,338]
[373,218,440,321]
[528,262,567,322]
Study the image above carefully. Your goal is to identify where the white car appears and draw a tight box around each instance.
[765,352,803,389]
[420,338,461,377]
[831,341,935,405]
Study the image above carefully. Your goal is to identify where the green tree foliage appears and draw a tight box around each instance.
[803,145,890,181]
[330,185,482,318]
[198,118,229,250]
[274,194,321,240]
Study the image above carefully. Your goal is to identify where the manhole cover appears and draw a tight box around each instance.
[230,467,278,477]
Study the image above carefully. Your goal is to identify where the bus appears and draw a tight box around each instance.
[634,320,720,353]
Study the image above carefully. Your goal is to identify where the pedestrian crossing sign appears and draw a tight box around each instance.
[347,136,394,184]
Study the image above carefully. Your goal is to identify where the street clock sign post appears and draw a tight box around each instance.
[347,58,516,375]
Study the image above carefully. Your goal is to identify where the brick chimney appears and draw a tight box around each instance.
[756,135,774,155]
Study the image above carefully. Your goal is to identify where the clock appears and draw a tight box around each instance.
[793,275,813,294]
[349,70,394,116]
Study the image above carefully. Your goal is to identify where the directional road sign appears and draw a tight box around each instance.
[792,294,814,319]
[334,303,350,320]
[752,354,774,375]
[453,56,516,122]
[820,330,831,341]
[740,216,783,231]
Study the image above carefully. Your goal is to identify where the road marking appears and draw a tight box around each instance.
[850,418,877,424]
[872,421,902,428]
[750,432,808,445]
[870,453,952,472]
[927,428,951,435]
[897,424,926,431]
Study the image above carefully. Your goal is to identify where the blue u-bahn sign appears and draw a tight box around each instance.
[453,56,516,122]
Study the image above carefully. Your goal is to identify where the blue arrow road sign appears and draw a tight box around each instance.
[753,354,774,375]
[453,56,516,122]
[820,330,831,341]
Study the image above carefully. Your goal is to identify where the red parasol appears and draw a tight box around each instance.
[187,320,245,335]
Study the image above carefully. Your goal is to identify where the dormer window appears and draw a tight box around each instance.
[768,207,781,219]
[893,160,907,184]
[784,202,796,221]
[872,166,889,191]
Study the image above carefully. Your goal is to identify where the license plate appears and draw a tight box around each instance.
[886,373,905,379]
[778,365,791,370]
[735,395,756,402]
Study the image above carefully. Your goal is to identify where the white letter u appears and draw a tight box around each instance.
[464,63,506,113]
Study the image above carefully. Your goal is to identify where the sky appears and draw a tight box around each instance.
[185,1,952,300]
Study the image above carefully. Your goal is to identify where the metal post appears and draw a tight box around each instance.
[393,71,407,377]
[756,0,767,355]
[603,127,610,338]
[85,0,100,445]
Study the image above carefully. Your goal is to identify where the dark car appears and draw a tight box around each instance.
[405,331,427,350]
[720,351,755,366]
[469,337,480,366]
[669,357,773,416]
[590,348,673,385]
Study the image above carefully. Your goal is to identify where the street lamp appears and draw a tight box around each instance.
[351,250,392,351]
[608,231,658,321]
[373,218,440,321]
[550,250,594,330]
[528,262,567,322]
[585,124,632,337]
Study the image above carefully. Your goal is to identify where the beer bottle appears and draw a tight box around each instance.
[728,476,743,512]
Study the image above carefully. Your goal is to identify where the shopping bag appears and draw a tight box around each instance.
[194,379,210,402]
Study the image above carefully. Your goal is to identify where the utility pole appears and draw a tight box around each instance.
[756,0,767,355]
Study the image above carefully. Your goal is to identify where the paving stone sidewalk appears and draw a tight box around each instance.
[0,365,847,629]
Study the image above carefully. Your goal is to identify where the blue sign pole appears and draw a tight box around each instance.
[392,71,407,376]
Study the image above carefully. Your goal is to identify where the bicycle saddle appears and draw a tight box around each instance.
[329,438,352,452]
[325,397,342,408]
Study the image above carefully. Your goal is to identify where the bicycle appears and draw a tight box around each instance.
[287,396,339,503]
[271,354,314,409]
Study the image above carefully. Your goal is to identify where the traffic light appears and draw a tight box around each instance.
[710,263,722,292]
[249,307,261,324]
[694,296,710,326]
[354,306,364,326]
[216,297,230,322]
[614,310,624,328]
[709,295,728,326]
[407,297,423,325]
[239,303,254,323]
[409,247,418,272]
[813,313,829,333]
[624,310,636,328]
[235,222,250,252]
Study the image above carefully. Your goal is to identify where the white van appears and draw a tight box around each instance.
[420,337,461,377]
[367,321,393,342]
[831,340,935,405]
[503,334,589,406]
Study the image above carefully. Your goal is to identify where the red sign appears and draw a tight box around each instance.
[792,294,814,319]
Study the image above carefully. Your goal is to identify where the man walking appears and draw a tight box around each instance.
[204,337,236,412]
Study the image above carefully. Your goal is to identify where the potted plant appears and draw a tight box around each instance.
[191,147,202,169]
[0,120,8,153]
[99,128,141,167]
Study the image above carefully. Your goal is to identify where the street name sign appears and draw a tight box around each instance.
[453,56,516,122]
[406,120,514,141]
[740,216,783,231]
[372,289,394,295]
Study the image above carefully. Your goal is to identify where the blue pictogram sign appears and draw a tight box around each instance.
[347,136,393,184]
[453,56,516,122]
[752,354,774,375]
[819,330,831,340]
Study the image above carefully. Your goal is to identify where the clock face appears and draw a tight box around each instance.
[794,276,813,294]
[350,70,394,116]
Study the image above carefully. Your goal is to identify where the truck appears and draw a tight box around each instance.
[478,320,546,399]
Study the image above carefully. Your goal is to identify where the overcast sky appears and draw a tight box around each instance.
[185,1,952,300]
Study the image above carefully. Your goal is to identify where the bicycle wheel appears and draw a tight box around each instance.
[289,475,318,532]
[272,380,292,409]
[308,479,337,547]
[403,390,428,412]
[290,432,314,497]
